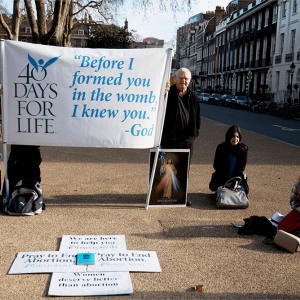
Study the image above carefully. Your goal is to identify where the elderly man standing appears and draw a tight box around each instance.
[161,68,201,205]
[161,68,201,158]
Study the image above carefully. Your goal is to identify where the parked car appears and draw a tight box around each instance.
[199,93,211,103]
[231,95,252,109]
[208,93,222,105]
[242,99,260,110]
[220,94,234,106]
[195,89,201,98]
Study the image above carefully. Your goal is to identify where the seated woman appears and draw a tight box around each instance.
[209,125,249,194]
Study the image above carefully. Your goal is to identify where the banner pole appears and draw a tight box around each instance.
[145,146,160,210]
[0,40,9,212]
[145,49,173,209]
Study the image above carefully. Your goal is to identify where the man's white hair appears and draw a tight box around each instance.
[176,68,191,79]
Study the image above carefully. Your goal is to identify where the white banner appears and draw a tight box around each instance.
[87,250,161,272]
[8,251,86,274]
[48,272,133,296]
[1,40,172,148]
[59,235,127,252]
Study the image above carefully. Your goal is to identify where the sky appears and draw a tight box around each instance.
[114,0,226,45]
[2,0,226,45]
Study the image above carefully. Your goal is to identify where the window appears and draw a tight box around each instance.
[231,28,234,39]
[246,19,249,31]
[270,34,276,57]
[223,32,226,44]
[256,39,260,60]
[262,37,268,59]
[293,0,298,13]
[291,30,296,53]
[272,5,278,23]
[253,73,258,94]
[265,8,269,26]
[250,42,254,61]
[236,25,239,38]
[258,13,262,30]
[241,22,244,34]
[227,31,230,41]
[260,73,265,92]
[252,16,256,29]
[78,30,84,35]
[282,2,287,18]
[239,45,243,63]
[222,52,225,71]
[280,33,285,54]
[234,48,238,66]
[244,43,248,62]
[237,75,241,92]
[230,49,233,66]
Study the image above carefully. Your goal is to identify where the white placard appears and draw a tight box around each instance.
[48,272,133,296]
[59,235,127,252]
[87,250,161,272]
[1,40,172,148]
[8,251,86,274]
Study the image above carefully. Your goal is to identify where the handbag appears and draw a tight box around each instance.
[273,230,300,253]
[216,176,249,209]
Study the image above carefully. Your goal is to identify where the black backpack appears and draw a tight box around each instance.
[7,179,45,216]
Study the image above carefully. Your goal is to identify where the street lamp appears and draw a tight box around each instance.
[290,62,296,102]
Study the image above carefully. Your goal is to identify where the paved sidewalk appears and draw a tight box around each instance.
[0,118,300,300]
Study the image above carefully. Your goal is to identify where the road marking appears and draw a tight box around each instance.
[203,117,300,149]
[272,125,300,132]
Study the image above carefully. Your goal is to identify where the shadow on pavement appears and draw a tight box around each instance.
[45,193,146,209]
[44,192,217,210]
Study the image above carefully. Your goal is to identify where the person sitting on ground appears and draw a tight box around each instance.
[209,125,249,194]
[290,177,300,212]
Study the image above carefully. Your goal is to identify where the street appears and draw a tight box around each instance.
[201,102,300,148]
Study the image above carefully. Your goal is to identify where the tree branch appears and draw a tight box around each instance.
[0,5,13,40]
[64,0,74,46]
[11,0,22,40]
[35,0,47,36]
[73,1,99,16]
[24,0,40,43]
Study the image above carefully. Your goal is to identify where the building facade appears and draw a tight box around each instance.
[271,0,300,102]
[177,0,300,102]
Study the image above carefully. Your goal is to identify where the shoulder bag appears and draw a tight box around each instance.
[216,176,249,209]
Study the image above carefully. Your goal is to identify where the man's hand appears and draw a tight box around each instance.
[165,82,170,94]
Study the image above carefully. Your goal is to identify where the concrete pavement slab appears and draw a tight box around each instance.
[0,118,300,299]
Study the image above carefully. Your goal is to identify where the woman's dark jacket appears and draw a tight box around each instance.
[161,84,201,147]
[209,142,248,192]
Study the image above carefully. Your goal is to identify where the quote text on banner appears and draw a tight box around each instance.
[2,40,171,148]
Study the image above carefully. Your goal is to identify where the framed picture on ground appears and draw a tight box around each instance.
[146,149,190,207]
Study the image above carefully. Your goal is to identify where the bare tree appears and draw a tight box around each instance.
[0,0,120,45]
[0,0,196,46]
